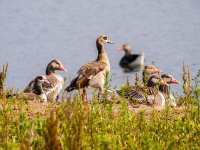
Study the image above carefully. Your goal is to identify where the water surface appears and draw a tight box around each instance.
[0,0,200,92]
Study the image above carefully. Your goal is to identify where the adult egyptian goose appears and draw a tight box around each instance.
[159,74,179,107]
[24,76,51,102]
[66,34,113,100]
[119,44,144,73]
[24,59,66,101]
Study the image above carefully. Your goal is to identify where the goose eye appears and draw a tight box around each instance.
[37,76,43,80]
[103,36,108,40]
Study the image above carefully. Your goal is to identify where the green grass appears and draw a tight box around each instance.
[0,66,200,150]
[0,93,200,150]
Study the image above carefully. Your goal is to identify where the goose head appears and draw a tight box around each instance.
[120,44,132,55]
[46,59,66,75]
[161,74,179,85]
[147,75,165,87]
[33,76,51,95]
[143,65,160,85]
[144,65,160,75]
[96,34,113,49]
[159,73,179,94]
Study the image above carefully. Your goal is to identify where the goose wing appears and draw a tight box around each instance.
[24,80,35,93]
[119,54,140,67]
[66,61,106,91]
[128,88,146,103]
[43,75,57,90]
[118,86,146,103]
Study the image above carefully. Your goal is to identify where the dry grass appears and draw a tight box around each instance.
[0,64,200,149]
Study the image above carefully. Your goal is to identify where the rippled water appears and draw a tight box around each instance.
[0,0,200,92]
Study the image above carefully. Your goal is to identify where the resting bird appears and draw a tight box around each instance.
[160,74,179,107]
[117,64,160,100]
[118,74,165,104]
[66,34,113,101]
[142,65,160,85]
[118,73,178,108]
[24,76,51,102]
[24,59,66,101]
[119,44,144,73]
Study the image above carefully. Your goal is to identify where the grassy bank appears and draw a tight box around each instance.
[0,65,200,150]
[0,95,200,150]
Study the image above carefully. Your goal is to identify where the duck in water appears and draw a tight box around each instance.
[119,44,144,73]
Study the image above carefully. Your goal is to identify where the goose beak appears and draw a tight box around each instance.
[170,79,179,84]
[59,65,66,72]
[107,37,113,44]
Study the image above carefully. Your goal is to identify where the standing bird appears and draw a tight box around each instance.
[66,34,113,101]
[24,59,66,101]
[119,44,144,73]
[24,76,52,101]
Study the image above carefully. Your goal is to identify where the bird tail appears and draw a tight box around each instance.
[65,86,75,92]
[65,77,78,92]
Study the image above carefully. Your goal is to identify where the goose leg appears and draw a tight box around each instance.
[80,88,87,102]
[97,87,104,102]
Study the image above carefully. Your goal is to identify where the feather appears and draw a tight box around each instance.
[66,61,106,91]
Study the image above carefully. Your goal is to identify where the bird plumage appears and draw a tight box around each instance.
[24,76,51,102]
[66,34,113,100]
[25,59,66,101]
[119,44,144,72]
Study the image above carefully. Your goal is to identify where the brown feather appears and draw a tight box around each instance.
[66,61,106,91]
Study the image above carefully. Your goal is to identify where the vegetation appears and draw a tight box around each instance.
[0,65,200,150]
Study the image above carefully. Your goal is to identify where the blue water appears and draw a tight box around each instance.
[0,0,200,92]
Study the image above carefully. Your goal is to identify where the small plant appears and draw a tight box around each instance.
[0,66,200,149]
[182,63,192,97]
[0,64,8,94]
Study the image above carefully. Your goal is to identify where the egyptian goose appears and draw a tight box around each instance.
[119,44,144,73]
[66,34,113,101]
[24,76,51,101]
[24,59,66,101]
[159,74,179,107]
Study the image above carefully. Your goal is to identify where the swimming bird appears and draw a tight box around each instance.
[24,76,52,102]
[65,34,113,101]
[119,44,144,73]
[24,59,66,101]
